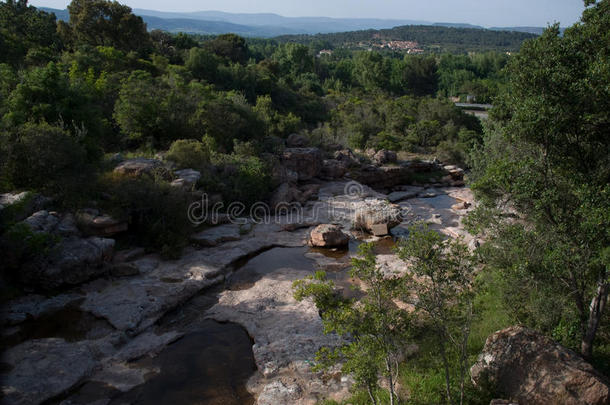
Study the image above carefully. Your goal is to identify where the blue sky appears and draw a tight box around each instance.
[30,0,587,27]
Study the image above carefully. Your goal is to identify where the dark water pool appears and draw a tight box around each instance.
[109,321,256,405]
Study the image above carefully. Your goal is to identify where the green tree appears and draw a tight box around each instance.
[293,243,411,405]
[397,225,475,405]
[469,0,610,360]
[60,0,150,53]
[204,33,249,64]
[0,0,60,66]
[0,122,91,198]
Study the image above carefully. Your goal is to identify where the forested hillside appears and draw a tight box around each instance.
[276,25,537,53]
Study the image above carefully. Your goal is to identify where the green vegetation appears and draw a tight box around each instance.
[467,0,610,362]
[276,25,536,54]
[1,0,608,401]
[294,227,478,404]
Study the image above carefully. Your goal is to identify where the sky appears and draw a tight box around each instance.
[29,0,587,27]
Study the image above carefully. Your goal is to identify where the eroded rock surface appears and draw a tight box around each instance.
[309,224,350,247]
[1,338,95,405]
[471,326,610,405]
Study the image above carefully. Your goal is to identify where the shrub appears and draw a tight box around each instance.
[205,153,272,207]
[100,173,192,258]
[165,139,211,170]
[0,223,59,281]
[0,122,95,203]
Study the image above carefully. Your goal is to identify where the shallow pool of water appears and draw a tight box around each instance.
[109,321,256,405]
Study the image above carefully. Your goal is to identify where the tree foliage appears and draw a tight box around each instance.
[468,0,610,360]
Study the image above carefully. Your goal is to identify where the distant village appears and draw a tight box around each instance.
[318,39,424,56]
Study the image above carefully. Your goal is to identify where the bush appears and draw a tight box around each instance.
[0,223,59,282]
[99,173,192,258]
[205,153,272,207]
[0,122,95,203]
[165,139,211,170]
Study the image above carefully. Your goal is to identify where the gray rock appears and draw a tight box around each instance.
[352,199,402,234]
[471,326,610,405]
[387,191,418,203]
[281,148,323,181]
[269,183,301,211]
[372,149,397,165]
[171,169,201,189]
[321,159,348,179]
[190,224,243,247]
[113,158,170,179]
[309,224,350,247]
[1,338,95,405]
[0,293,83,326]
[56,213,80,237]
[22,237,115,289]
[333,149,360,167]
[111,263,140,277]
[22,210,59,233]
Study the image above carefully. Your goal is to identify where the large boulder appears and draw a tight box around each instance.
[19,236,115,289]
[310,224,350,247]
[471,326,610,405]
[113,158,171,179]
[321,159,348,179]
[281,148,323,181]
[352,199,402,236]
[333,149,360,167]
[372,149,397,165]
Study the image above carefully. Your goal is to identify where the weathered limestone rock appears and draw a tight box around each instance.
[1,338,95,405]
[281,148,322,181]
[16,235,114,289]
[190,223,243,247]
[170,168,201,189]
[372,149,397,165]
[321,159,348,179]
[471,326,610,405]
[299,183,321,202]
[22,210,59,233]
[333,149,360,167]
[56,213,80,236]
[113,158,170,179]
[309,224,350,247]
[352,199,402,234]
[269,183,301,210]
[387,191,418,203]
[76,208,127,237]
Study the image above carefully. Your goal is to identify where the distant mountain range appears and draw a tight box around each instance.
[39,7,555,38]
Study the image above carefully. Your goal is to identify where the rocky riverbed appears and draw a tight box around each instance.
[0,180,476,405]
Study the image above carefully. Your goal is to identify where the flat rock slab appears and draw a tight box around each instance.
[387,191,418,203]
[207,267,349,404]
[190,224,243,247]
[0,293,83,326]
[1,338,95,405]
